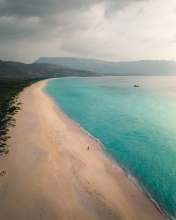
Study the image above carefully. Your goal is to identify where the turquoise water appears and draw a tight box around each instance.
[45,76,176,219]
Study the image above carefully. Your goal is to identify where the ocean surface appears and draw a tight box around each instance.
[45,76,176,219]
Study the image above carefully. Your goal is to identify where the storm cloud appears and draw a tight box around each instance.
[0,0,176,63]
[0,0,147,17]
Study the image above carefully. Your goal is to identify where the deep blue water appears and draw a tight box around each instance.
[45,76,176,219]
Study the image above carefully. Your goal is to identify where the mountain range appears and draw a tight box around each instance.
[0,60,101,77]
[1,57,176,78]
[35,57,176,75]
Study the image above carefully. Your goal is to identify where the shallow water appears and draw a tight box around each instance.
[45,76,176,219]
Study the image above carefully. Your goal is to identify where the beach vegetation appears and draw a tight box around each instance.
[0,77,46,155]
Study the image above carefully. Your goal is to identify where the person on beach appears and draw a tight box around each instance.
[87,146,89,151]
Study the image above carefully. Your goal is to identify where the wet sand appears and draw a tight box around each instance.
[0,80,164,219]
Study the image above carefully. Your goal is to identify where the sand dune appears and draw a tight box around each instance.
[0,80,164,219]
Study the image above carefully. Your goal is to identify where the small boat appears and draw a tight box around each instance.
[134,85,139,87]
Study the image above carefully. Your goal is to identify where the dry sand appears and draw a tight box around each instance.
[0,80,165,220]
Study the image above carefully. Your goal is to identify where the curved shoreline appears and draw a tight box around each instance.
[0,79,165,219]
[44,79,173,220]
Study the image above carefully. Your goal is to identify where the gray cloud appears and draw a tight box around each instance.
[1,0,159,63]
[0,0,148,18]
[104,0,145,17]
[0,17,40,41]
[0,0,97,17]
[0,10,91,42]
[0,0,148,43]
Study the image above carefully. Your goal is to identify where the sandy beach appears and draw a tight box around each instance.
[0,80,165,220]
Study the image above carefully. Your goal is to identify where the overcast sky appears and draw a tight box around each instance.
[0,0,176,63]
